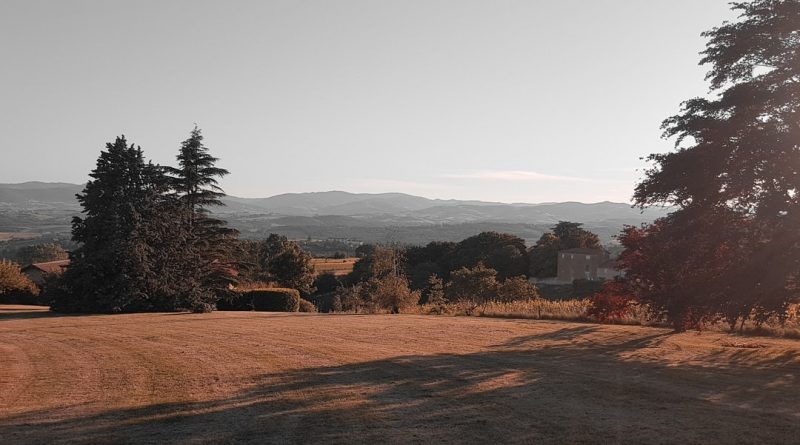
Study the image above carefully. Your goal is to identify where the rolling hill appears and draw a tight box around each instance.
[0,183,669,243]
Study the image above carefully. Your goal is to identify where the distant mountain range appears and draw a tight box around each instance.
[0,182,670,244]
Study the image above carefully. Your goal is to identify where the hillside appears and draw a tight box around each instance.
[1,305,798,444]
[0,183,669,243]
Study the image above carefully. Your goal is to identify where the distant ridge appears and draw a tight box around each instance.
[0,183,669,242]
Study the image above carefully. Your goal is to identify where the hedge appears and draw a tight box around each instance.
[250,288,300,312]
[217,288,301,312]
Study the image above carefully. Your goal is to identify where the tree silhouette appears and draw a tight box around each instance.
[625,0,800,329]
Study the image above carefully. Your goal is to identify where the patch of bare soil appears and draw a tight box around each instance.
[0,305,798,444]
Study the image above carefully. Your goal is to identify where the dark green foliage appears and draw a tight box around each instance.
[348,245,403,284]
[402,233,527,288]
[623,0,800,330]
[53,136,168,313]
[445,264,498,306]
[15,243,68,265]
[164,126,229,214]
[529,222,601,278]
[571,279,604,299]
[445,232,528,280]
[216,292,254,311]
[249,288,301,312]
[53,133,236,313]
[497,276,540,302]
[235,235,315,294]
[313,272,341,294]
[307,291,338,313]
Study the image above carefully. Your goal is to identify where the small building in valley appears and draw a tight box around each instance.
[21,260,70,286]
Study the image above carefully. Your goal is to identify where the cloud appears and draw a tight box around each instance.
[444,170,588,182]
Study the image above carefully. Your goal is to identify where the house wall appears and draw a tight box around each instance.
[556,252,606,283]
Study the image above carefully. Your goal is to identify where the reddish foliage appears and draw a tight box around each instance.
[588,279,634,322]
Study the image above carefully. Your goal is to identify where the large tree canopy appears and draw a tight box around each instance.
[623,0,800,329]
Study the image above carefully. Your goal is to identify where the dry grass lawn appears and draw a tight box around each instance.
[1,304,799,444]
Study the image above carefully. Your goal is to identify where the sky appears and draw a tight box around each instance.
[0,0,737,203]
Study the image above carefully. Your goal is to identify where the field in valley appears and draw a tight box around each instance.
[1,305,799,444]
[310,257,357,276]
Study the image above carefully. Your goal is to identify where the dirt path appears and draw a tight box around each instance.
[1,305,798,444]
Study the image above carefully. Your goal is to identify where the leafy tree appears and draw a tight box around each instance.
[497,276,540,302]
[445,264,498,308]
[444,232,528,280]
[624,0,800,330]
[348,245,402,284]
[15,243,68,265]
[369,274,420,313]
[236,235,315,294]
[267,240,316,294]
[341,245,418,312]
[313,272,341,295]
[529,222,600,278]
[403,241,456,289]
[0,260,38,303]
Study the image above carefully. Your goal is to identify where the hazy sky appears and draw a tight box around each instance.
[0,0,736,203]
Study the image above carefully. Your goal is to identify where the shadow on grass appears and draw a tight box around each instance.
[2,331,799,445]
[0,308,77,321]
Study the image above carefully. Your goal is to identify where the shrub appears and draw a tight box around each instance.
[497,276,540,302]
[216,292,254,311]
[313,273,341,294]
[250,288,300,312]
[445,264,498,306]
[298,298,318,313]
[587,279,637,322]
[572,279,605,298]
[0,260,39,304]
[370,275,420,313]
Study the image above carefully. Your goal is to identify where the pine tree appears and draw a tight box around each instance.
[164,126,238,309]
[165,126,229,216]
[54,136,167,312]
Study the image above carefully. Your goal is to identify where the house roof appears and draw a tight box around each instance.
[22,259,70,274]
[559,248,606,255]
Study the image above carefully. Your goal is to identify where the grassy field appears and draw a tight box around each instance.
[1,305,799,444]
[310,257,357,276]
[0,232,39,242]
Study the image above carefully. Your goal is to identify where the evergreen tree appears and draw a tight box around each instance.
[165,126,238,308]
[165,126,229,216]
[54,136,167,312]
